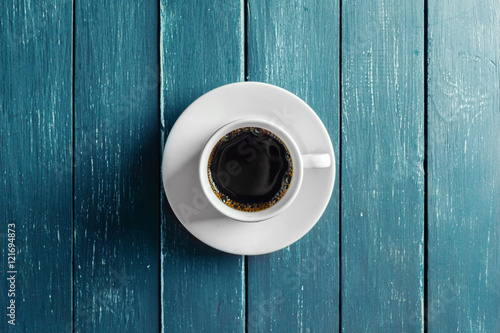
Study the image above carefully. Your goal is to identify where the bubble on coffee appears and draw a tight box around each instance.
[207,127,293,212]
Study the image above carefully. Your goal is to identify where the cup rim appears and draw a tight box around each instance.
[199,118,304,222]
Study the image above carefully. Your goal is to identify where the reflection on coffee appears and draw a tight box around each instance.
[207,127,293,212]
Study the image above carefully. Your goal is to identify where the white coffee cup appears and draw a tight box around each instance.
[199,118,331,222]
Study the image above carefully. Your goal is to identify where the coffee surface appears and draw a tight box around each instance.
[208,127,293,212]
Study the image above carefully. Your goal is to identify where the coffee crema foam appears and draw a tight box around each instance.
[207,127,293,212]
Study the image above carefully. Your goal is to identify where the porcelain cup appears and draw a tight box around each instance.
[199,118,331,222]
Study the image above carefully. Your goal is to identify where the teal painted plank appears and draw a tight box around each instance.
[160,1,245,332]
[0,0,73,331]
[341,0,425,331]
[74,0,160,331]
[246,1,339,331]
[427,0,500,331]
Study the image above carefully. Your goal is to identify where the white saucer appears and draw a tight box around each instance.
[162,82,336,255]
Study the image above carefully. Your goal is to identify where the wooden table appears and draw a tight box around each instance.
[1,0,499,332]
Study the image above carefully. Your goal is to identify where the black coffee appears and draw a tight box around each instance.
[207,127,293,212]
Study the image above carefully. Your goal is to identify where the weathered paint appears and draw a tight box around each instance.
[1,0,500,331]
[0,0,73,331]
[245,0,340,331]
[160,1,245,332]
[74,0,160,331]
[341,0,425,331]
[427,0,500,331]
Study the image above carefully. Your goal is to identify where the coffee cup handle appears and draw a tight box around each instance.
[302,154,331,169]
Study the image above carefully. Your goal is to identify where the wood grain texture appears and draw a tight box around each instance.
[160,1,245,332]
[74,0,160,331]
[341,0,425,331]
[0,0,73,331]
[246,0,340,331]
[427,0,500,331]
